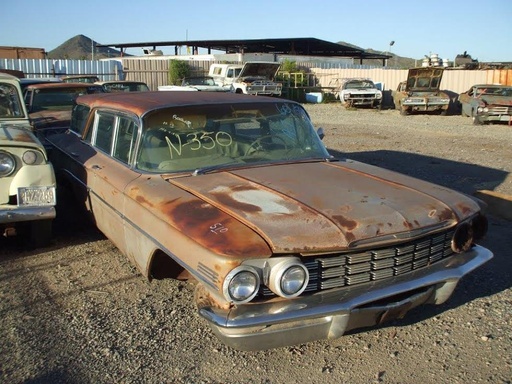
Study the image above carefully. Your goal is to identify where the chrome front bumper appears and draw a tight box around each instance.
[198,245,493,350]
[0,205,56,224]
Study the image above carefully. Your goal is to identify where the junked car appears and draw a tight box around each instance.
[24,82,104,133]
[158,76,228,92]
[95,80,150,93]
[458,84,512,125]
[230,61,282,96]
[45,91,492,350]
[0,73,56,247]
[393,67,450,115]
[333,78,383,109]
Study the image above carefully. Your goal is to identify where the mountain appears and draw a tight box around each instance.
[48,34,125,60]
[337,41,416,69]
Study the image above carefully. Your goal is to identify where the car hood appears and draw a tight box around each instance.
[480,94,512,106]
[169,161,480,254]
[405,67,444,92]
[29,110,72,128]
[238,62,281,80]
[0,125,41,148]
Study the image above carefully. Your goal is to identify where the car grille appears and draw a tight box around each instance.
[349,93,378,99]
[489,106,512,114]
[260,229,455,296]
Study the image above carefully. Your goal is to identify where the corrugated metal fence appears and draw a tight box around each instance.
[2,57,511,95]
[0,58,119,80]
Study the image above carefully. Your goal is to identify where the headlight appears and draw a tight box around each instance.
[451,213,488,253]
[268,259,309,298]
[452,222,473,253]
[343,93,351,100]
[22,150,38,165]
[0,151,16,177]
[223,266,260,304]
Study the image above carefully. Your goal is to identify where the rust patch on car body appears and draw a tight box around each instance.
[126,179,271,258]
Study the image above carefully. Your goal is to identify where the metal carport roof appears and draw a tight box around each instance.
[97,37,390,64]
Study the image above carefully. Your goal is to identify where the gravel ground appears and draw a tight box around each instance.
[1,104,511,384]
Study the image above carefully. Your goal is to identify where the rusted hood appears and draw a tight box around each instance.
[29,110,71,128]
[480,95,512,106]
[170,161,481,253]
[0,125,39,147]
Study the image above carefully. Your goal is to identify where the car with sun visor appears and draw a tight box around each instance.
[44,91,492,350]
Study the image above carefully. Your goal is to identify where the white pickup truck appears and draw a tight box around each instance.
[208,62,282,96]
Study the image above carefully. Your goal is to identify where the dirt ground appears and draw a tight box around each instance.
[1,105,511,384]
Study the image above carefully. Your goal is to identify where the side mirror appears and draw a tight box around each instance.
[316,127,325,140]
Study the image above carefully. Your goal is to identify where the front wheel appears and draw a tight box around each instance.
[29,219,53,248]
[472,115,483,125]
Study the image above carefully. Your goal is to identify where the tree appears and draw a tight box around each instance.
[168,60,190,85]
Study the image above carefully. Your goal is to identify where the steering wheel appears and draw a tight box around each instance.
[244,135,288,157]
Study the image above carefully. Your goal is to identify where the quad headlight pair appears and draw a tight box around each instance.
[0,150,39,177]
[223,258,309,304]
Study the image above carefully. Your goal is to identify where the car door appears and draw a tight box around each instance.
[84,110,141,257]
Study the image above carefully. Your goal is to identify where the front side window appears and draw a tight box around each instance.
[94,112,116,154]
[70,104,91,135]
[113,116,138,163]
[136,102,329,173]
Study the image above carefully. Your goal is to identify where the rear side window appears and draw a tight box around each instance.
[86,110,139,164]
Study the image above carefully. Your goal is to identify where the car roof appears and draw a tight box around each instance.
[25,82,103,90]
[76,91,292,117]
[472,84,510,88]
[95,80,147,85]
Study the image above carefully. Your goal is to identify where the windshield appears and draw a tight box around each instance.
[344,80,376,89]
[0,83,26,119]
[30,86,103,111]
[136,102,329,173]
[184,77,216,86]
[103,82,149,92]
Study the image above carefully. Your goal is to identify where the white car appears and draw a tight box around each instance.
[0,73,56,247]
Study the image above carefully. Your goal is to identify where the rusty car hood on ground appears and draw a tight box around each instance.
[168,160,480,254]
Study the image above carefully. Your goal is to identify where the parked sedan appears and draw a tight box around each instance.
[392,67,450,115]
[45,91,492,350]
[458,84,512,125]
[24,82,104,133]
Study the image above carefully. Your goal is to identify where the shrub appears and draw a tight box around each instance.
[168,60,190,85]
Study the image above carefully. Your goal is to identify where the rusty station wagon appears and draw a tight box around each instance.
[45,92,492,350]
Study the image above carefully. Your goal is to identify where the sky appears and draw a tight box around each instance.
[3,0,512,63]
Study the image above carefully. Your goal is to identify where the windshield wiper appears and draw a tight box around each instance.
[192,156,338,176]
[192,161,246,176]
